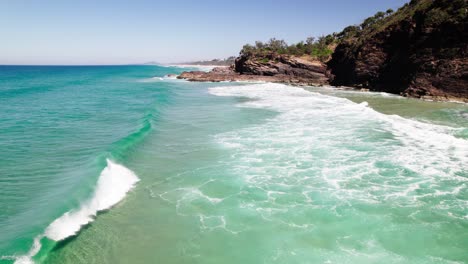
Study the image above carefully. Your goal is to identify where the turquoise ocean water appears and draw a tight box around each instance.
[0,65,467,263]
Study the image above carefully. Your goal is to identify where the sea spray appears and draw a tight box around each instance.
[12,160,139,264]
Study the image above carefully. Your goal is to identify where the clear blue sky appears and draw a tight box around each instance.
[0,0,409,65]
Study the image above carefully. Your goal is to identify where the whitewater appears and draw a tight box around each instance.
[1,65,467,264]
[10,160,139,264]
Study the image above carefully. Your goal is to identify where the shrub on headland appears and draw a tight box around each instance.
[239,5,401,62]
[240,35,338,62]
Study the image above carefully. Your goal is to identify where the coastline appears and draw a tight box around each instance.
[166,64,229,72]
[2,0,467,262]
[2,65,467,264]
[176,66,468,104]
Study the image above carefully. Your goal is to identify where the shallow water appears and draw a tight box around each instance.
[0,66,467,263]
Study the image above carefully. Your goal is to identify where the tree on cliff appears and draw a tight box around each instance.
[240,35,336,62]
[328,0,468,100]
[239,3,439,63]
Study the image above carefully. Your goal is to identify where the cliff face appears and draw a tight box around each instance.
[328,0,468,100]
[178,0,467,101]
[235,53,326,77]
[234,53,329,85]
[178,53,329,86]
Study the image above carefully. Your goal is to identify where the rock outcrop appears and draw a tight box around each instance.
[234,53,328,81]
[179,0,467,101]
[178,53,329,86]
[328,0,468,101]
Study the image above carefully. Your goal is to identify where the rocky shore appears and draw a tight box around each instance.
[327,0,467,102]
[178,0,467,102]
[178,53,329,86]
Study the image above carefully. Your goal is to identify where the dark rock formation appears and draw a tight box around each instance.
[235,53,327,79]
[178,0,466,101]
[178,53,329,86]
[328,0,468,101]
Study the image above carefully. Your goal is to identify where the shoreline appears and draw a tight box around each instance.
[2,64,467,264]
[176,68,468,104]
[176,65,328,87]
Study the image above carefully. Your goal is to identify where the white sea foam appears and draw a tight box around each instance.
[208,83,468,218]
[138,83,465,262]
[13,159,139,264]
[10,236,41,264]
[139,74,182,83]
[208,83,468,171]
[45,159,139,241]
[164,74,178,80]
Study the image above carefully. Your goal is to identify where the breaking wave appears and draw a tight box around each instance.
[12,160,139,264]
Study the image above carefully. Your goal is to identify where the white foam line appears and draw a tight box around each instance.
[45,159,139,241]
[208,83,468,171]
[208,83,467,213]
[13,159,139,264]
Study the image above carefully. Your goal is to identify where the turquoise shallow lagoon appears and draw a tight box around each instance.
[0,65,467,263]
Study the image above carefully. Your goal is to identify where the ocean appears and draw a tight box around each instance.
[0,65,467,263]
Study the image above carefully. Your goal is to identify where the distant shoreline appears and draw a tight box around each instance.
[167,64,229,72]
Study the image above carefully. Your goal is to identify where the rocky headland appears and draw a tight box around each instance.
[178,0,467,102]
[328,0,467,102]
[178,53,328,86]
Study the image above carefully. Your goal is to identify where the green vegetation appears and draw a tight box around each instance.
[337,6,395,41]
[240,36,336,62]
[239,3,396,62]
[350,0,466,42]
[421,0,466,27]
[239,0,466,62]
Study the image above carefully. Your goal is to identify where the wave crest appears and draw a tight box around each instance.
[12,159,139,263]
[45,159,139,241]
